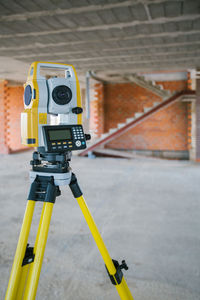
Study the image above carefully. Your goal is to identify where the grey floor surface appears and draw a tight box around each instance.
[0,152,200,300]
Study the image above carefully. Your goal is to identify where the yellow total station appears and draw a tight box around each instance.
[21,61,82,148]
[5,61,134,300]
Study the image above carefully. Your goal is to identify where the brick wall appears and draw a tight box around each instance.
[0,82,28,154]
[196,78,200,161]
[187,102,192,150]
[92,80,189,153]
[90,83,105,137]
[156,80,187,92]
[0,81,10,154]
[7,86,28,152]
[104,83,162,133]
[107,101,189,151]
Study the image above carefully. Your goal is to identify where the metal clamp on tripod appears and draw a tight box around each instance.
[5,62,133,300]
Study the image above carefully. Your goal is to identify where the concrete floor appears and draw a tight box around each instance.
[1,152,200,300]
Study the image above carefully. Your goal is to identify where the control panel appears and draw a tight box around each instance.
[42,125,87,152]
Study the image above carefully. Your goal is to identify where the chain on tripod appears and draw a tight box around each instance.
[5,62,133,300]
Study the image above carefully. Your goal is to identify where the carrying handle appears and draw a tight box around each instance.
[28,61,75,80]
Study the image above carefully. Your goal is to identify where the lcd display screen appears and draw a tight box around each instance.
[48,129,72,141]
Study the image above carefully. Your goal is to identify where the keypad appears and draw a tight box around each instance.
[72,126,84,140]
[49,125,86,151]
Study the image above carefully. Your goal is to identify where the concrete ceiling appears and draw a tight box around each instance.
[0,0,199,83]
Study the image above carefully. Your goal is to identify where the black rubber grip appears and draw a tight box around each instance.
[69,173,83,198]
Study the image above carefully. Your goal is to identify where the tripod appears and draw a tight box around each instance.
[5,151,133,300]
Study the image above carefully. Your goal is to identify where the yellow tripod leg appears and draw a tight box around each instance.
[69,174,133,300]
[5,200,35,300]
[15,264,29,299]
[23,202,54,300]
[15,202,46,299]
[76,195,133,300]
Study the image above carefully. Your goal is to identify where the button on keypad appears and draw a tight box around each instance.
[75,140,81,147]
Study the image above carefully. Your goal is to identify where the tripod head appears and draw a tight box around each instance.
[31,150,71,173]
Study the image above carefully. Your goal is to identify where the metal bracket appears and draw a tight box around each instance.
[22,244,35,266]
[106,259,128,285]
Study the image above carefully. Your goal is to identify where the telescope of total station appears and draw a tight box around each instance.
[5,62,134,300]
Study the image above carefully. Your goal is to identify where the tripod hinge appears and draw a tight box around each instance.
[28,175,61,203]
[105,259,128,285]
[22,244,35,266]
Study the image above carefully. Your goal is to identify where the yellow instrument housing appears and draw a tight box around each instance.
[21,61,82,147]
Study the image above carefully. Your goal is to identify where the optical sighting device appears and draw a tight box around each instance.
[5,62,133,300]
